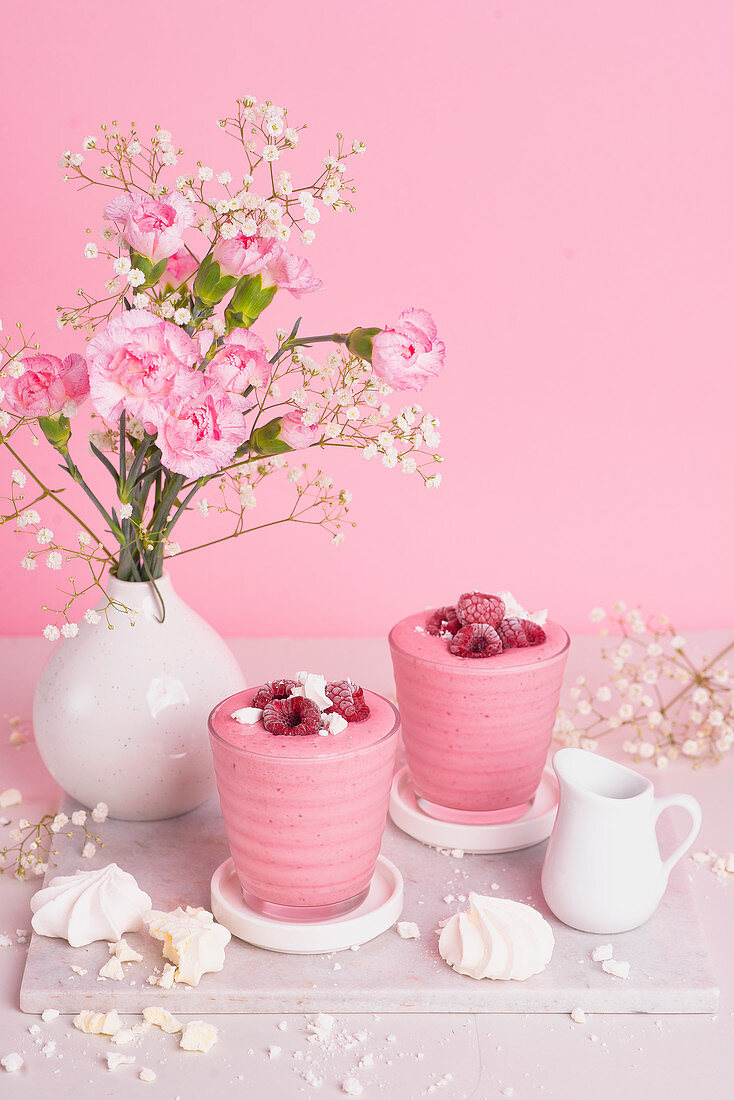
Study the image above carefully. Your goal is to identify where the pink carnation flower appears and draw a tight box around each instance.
[104,193,196,263]
[212,233,276,278]
[87,310,199,422]
[370,308,445,392]
[261,244,324,298]
[163,247,199,289]
[151,373,247,478]
[279,409,321,449]
[3,353,89,418]
[206,329,271,411]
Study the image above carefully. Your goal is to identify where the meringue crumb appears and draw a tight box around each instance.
[143,1006,182,1034]
[590,944,613,962]
[450,848,465,858]
[360,1053,374,1068]
[602,959,631,980]
[109,938,143,963]
[396,921,420,940]
[40,1042,56,1057]
[70,965,87,976]
[41,1009,59,1023]
[28,1024,40,1036]
[99,956,124,981]
[491,883,500,891]
[0,789,22,808]
[74,1010,122,1035]
[570,1008,587,1024]
[106,1052,135,1071]
[231,707,262,725]
[342,1078,363,1096]
[443,894,454,904]
[180,1020,219,1052]
[1,1053,24,1073]
[277,1021,288,1031]
[111,1028,136,1046]
[139,1067,157,1083]
[268,1045,282,1058]
[692,851,713,863]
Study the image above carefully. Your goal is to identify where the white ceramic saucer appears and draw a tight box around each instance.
[389,764,559,854]
[211,855,404,954]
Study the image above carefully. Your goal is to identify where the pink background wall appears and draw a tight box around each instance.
[1,0,732,637]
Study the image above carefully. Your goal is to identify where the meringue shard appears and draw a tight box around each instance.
[439,892,554,981]
[30,863,152,947]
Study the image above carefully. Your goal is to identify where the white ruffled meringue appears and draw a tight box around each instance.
[30,863,152,948]
[439,893,554,981]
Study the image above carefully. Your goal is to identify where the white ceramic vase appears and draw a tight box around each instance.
[33,573,245,822]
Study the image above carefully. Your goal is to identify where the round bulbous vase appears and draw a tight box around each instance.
[33,573,245,821]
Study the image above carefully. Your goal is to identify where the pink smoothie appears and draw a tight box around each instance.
[209,686,399,915]
[389,612,570,814]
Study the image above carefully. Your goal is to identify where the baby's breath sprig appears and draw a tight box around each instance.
[554,602,734,768]
[1,802,108,880]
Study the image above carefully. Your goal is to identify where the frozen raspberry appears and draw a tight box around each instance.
[426,606,461,637]
[497,617,529,649]
[325,680,371,722]
[252,679,297,709]
[456,592,505,628]
[449,623,503,659]
[522,619,546,646]
[262,695,322,736]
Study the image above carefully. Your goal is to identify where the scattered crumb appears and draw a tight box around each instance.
[602,959,631,980]
[590,944,613,962]
[28,1024,40,1036]
[41,1009,59,1023]
[268,1045,282,1059]
[74,1010,122,1036]
[360,1053,374,1068]
[342,1078,363,1096]
[111,1028,136,1046]
[277,1021,288,1031]
[99,956,125,981]
[180,1021,219,1052]
[143,1006,182,1034]
[70,965,87,976]
[333,962,342,971]
[109,938,143,963]
[396,921,420,940]
[570,1008,587,1024]
[0,789,22,808]
[106,1052,135,1070]
[442,895,454,904]
[1,1053,24,1073]
[491,883,500,891]
[0,934,12,948]
[139,1067,157,1083]
[40,1041,56,1057]
[450,849,464,858]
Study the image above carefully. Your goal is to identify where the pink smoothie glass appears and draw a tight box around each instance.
[209,686,399,921]
[389,612,570,823]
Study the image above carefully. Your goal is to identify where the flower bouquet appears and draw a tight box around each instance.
[0,97,445,819]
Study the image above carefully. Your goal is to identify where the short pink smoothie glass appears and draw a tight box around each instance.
[208,686,400,921]
[389,612,570,822]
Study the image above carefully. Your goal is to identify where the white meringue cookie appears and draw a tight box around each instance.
[439,892,554,981]
[145,906,230,986]
[30,864,152,947]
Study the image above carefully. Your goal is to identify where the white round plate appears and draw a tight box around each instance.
[211,855,404,954]
[389,764,559,854]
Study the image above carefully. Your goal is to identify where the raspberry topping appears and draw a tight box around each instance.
[522,619,547,646]
[449,623,503,659]
[262,695,322,736]
[252,679,297,709]
[325,680,371,722]
[456,592,505,628]
[497,617,529,649]
[426,606,461,637]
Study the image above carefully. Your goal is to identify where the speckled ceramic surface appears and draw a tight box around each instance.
[19,792,717,1014]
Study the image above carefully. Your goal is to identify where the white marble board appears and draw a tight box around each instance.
[19,795,718,1014]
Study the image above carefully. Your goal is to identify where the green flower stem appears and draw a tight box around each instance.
[61,454,123,542]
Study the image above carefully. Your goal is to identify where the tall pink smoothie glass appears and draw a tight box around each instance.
[209,686,399,921]
[389,612,570,823]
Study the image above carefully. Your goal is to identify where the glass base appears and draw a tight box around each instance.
[416,794,534,826]
[241,885,370,923]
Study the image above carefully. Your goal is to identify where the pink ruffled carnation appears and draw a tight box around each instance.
[370,308,445,392]
[87,310,199,422]
[104,193,196,263]
[151,373,248,478]
[3,353,89,418]
[261,243,324,298]
[212,233,276,278]
[206,329,271,411]
[163,247,199,289]
[280,409,321,449]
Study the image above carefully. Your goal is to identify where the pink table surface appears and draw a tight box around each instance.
[0,633,732,1099]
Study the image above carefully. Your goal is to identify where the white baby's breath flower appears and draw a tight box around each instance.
[113,256,132,276]
[77,530,91,547]
[61,623,79,639]
[91,802,109,824]
[596,685,612,702]
[425,474,442,488]
[332,531,345,546]
[198,165,213,181]
[83,135,97,149]
[118,502,133,519]
[50,813,69,833]
[84,608,101,626]
[127,269,145,287]
[670,635,686,650]
[20,555,36,571]
[84,243,99,259]
[262,145,280,162]
[352,140,367,154]
[589,607,605,622]
[302,230,316,245]
[36,528,53,545]
[43,625,60,642]
[71,809,87,826]
[637,741,656,758]
[82,841,96,859]
[239,486,256,509]
[46,551,63,570]
[173,307,191,326]
[197,498,209,517]
[681,739,700,757]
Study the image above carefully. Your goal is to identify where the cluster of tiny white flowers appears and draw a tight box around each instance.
[1,802,108,880]
[554,602,734,767]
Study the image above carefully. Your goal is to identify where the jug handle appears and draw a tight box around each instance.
[653,794,702,881]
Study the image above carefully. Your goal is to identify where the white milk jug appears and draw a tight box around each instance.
[541,748,701,934]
